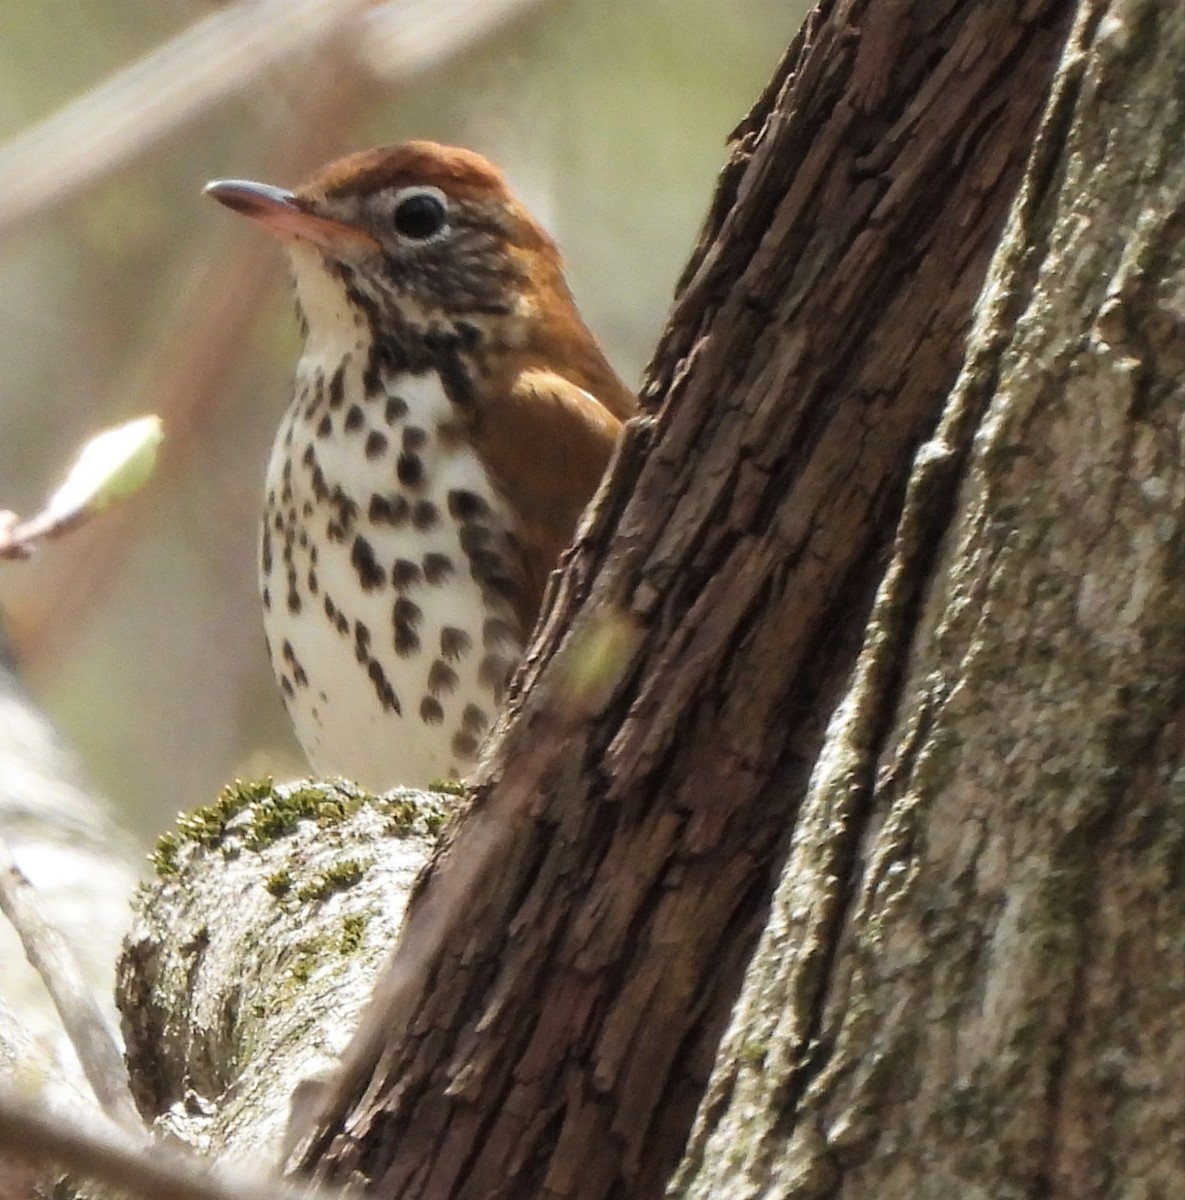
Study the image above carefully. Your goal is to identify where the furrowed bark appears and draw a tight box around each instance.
[298,3,1077,1197]
[678,1,1185,1196]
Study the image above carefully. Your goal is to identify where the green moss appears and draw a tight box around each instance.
[148,779,274,875]
[243,782,367,850]
[295,857,372,902]
[149,831,181,877]
[288,940,321,985]
[339,913,369,954]
[427,778,468,797]
[264,870,292,897]
[150,780,447,882]
[738,1039,767,1067]
[222,777,277,808]
[383,791,452,836]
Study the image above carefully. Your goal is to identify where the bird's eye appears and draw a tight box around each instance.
[391,187,448,241]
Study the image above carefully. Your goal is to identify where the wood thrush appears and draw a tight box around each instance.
[206,141,636,790]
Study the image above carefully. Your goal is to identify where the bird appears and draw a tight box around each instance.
[206,141,636,791]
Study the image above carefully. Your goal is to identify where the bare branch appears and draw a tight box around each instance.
[0,837,140,1132]
[0,1089,343,1200]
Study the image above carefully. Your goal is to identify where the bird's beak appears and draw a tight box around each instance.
[204,179,379,252]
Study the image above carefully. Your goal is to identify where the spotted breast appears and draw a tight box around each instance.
[207,141,636,789]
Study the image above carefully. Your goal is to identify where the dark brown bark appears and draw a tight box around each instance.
[678,1,1185,1195]
[296,3,1077,1197]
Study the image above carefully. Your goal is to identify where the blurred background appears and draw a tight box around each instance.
[0,0,802,849]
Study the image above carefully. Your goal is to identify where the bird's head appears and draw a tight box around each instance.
[206,140,568,349]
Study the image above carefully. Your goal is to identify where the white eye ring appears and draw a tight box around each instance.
[390,186,449,242]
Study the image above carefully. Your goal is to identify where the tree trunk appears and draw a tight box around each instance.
[292,3,1078,1198]
[677,0,1185,1197]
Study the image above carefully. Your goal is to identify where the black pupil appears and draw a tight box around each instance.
[394,193,446,240]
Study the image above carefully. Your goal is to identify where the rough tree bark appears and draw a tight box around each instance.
[289,3,1080,1199]
[678,1,1185,1196]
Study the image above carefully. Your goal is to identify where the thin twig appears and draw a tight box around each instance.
[0,511,89,562]
[0,836,141,1132]
[0,1089,343,1200]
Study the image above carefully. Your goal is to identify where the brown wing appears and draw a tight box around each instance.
[473,367,631,634]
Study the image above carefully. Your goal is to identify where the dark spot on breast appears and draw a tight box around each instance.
[393,596,422,657]
[280,643,309,691]
[461,704,489,734]
[345,405,365,433]
[394,596,421,629]
[350,536,386,591]
[328,365,346,409]
[448,490,490,522]
[260,527,273,574]
[365,430,389,460]
[403,426,427,452]
[262,585,271,610]
[423,553,454,585]
[368,660,400,713]
[302,444,315,468]
[420,696,444,724]
[467,549,504,579]
[329,486,358,530]
[459,523,491,554]
[451,730,479,759]
[354,620,371,663]
[281,676,295,698]
[317,414,332,439]
[441,626,472,660]
[397,453,424,488]
[307,569,319,594]
[369,492,409,525]
[310,465,328,501]
[392,559,422,589]
[385,396,409,424]
[324,595,350,636]
[394,622,420,657]
[428,659,459,697]
[287,590,302,615]
[412,500,438,531]
[361,328,409,397]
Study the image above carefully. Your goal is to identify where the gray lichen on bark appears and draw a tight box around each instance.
[117,780,448,1168]
[677,2,1185,1197]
